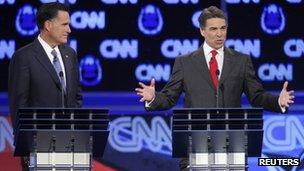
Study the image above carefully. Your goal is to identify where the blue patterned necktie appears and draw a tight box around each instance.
[51,49,66,91]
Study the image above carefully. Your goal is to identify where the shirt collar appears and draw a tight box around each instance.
[203,41,224,57]
[37,35,59,54]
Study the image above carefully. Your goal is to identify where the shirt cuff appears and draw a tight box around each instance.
[278,97,286,113]
[145,97,155,108]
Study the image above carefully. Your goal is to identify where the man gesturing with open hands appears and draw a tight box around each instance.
[135,6,294,170]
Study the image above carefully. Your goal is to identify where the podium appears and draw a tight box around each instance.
[14,108,109,171]
[172,108,263,171]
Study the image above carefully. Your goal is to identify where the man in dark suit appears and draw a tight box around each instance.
[135,6,294,170]
[8,2,82,170]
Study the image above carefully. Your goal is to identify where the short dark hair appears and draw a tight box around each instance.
[198,6,227,28]
[36,2,70,30]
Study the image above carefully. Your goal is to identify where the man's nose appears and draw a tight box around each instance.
[67,25,71,33]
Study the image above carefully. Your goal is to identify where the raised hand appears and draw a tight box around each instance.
[135,78,156,102]
[279,81,295,108]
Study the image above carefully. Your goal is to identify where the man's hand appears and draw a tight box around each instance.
[135,78,156,102]
[279,81,295,108]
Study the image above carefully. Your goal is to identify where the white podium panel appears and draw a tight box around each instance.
[189,152,246,171]
[30,152,91,171]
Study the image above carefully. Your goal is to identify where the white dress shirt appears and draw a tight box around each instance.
[203,42,224,79]
[37,35,66,85]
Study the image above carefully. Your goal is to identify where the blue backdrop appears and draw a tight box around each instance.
[0,0,303,170]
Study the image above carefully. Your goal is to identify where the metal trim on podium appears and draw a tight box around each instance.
[14,108,109,171]
[172,108,263,171]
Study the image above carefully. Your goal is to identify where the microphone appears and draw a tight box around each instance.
[59,71,65,108]
[216,69,220,77]
[216,69,220,108]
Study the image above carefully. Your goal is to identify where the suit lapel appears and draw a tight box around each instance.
[32,39,61,89]
[190,45,214,89]
[219,47,234,84]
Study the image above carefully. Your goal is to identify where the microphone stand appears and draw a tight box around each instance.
[220,84,225,108]
[216,70,220,108]
[59,71,65,108]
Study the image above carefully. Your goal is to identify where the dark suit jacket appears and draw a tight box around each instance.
[148,45,281,112]
[8,39,82,128]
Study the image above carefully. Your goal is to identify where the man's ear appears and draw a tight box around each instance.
[44,20,51,32]
[200,28,205,37]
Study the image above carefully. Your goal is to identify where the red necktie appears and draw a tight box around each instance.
[209,50,218,89]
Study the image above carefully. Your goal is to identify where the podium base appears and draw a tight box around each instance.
[189,152,246,171]
[29,152,91,171]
